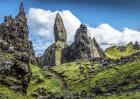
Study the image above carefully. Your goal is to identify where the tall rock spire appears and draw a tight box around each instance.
[19,0,25,16]
[41,13,68,66]
[54,13,67,42]
[16,0,27,23]
[16,0,28,38]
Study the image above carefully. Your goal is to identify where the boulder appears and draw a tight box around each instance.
[0,60,14,75]
[8,46,14,53]
[1,42,9,51]
[21,52,30,63]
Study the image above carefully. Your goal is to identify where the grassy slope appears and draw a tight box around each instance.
[0,64,62,99]
[105,43,140,59]
[27,64,62,97]
[97,91,140,99]
[53,58,140,98]
[0,44,140,98]
[0,59,140,99]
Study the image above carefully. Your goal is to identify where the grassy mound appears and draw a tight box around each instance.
[105,43,140,59]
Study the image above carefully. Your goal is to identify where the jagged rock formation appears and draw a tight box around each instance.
[67,24,105,61]
[0,2,36,94]
[41,13,68,66]
[54,13,67,42]
[41,16,105,66]
[0,2,36,63]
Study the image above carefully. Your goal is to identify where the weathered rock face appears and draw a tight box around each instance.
[0,2,35,94]
[92,37,106,57]
[0,51,30,95]
[67,24,105,61]
[42,23,105,66]
[41,41,68,66]
[54,13,67,42]
[41,13,68,66]
[0,2,36,63]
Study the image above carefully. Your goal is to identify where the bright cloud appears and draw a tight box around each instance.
[88,24,122,44]
[27,8,140,56]
[88,24,140,45]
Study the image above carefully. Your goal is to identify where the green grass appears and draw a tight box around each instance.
[0,84,26,99]
[27,64,62,98]
[105,43,140,59]
[0,64,62,99]
[53,57,140,97]
[0,59,140,98]
[0,49,140,98]
[97,91,140,99]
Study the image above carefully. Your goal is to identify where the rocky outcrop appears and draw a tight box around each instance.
[54,13,67,42]
[134,41,140,50]
[0,2,36,63]
[0,2,36,94]
[42,22,105,66]
[41,41,68,66]
[0,51,30,95]
[41,13,68,66]
[67,24,105,61]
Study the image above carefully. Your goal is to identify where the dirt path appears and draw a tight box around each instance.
[46,68,67,90]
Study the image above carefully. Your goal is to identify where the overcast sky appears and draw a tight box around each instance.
[0,0,140,55]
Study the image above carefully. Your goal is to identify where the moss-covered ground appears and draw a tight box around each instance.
[105,43,140,59]
[0,44,140,98]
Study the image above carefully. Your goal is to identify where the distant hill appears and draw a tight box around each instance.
[105,42,140,59]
